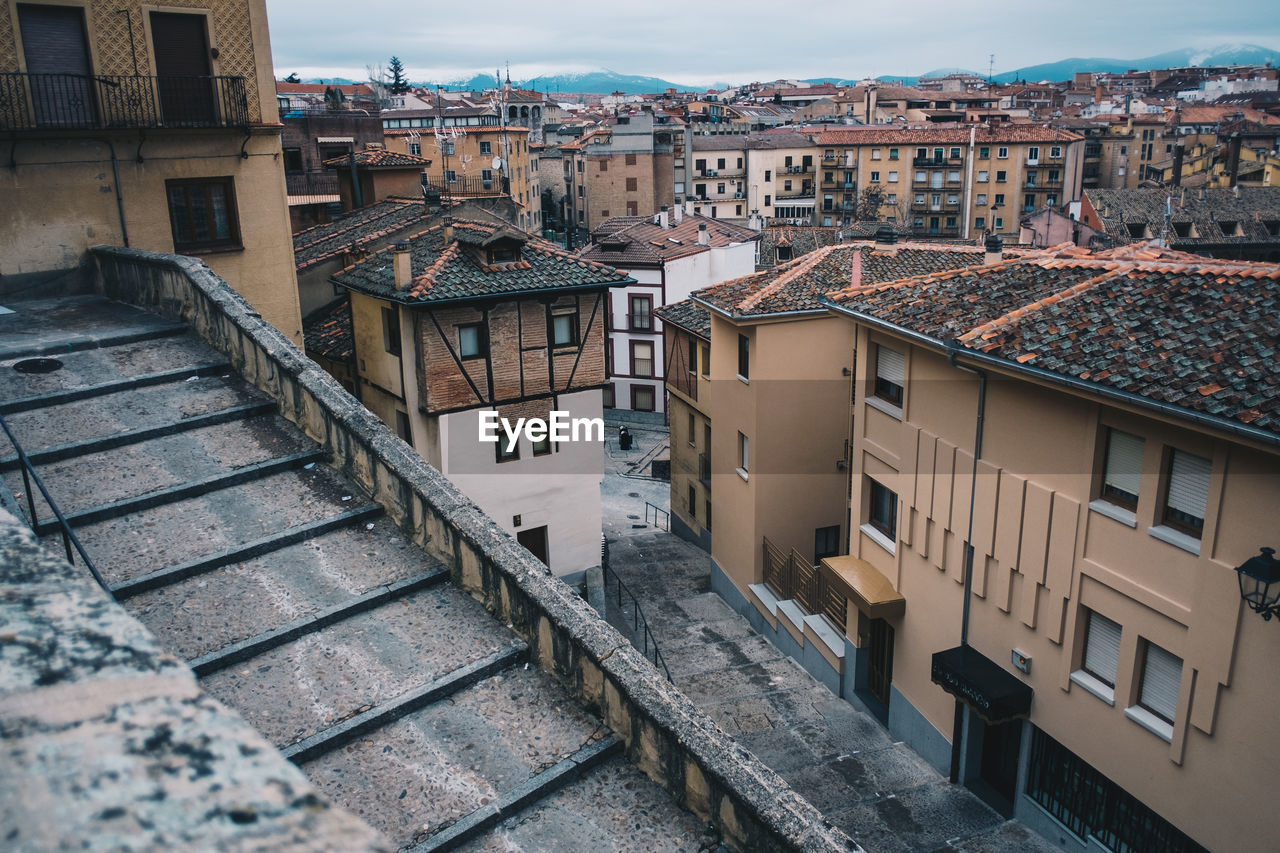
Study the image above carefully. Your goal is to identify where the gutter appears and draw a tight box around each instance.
[821,296,1280,452]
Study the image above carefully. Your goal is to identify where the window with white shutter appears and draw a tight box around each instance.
[1082,611,1122,687]
[874,345,905,407]
[1163,450,1211,536]
[1102,429,1144,509]
[1138,641,1182,724]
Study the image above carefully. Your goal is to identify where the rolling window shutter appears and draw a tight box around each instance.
[1141,643,1182,721]
[1084,611,1121,686]
[1104,430,1144,496]
[876,346,905,386]
[1166,451,1211,519]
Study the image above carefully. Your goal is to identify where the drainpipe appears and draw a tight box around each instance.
[105,139,130,248]
[945,341,986,784]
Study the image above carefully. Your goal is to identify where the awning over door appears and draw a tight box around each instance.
[931,644,1032,724]
[821,555,904,620]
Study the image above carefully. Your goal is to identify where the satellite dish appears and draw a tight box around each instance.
[491,157,504,170]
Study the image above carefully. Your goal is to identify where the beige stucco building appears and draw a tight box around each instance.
[0,0,301,343]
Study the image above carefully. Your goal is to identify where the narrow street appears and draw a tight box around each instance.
[598,415,1058,853]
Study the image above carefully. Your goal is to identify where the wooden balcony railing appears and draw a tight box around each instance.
[0,72,250,131]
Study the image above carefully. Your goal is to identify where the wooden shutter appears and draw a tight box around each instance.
[1166,451,1211,520]
[1104,430,1144,497]
[1140,642,1182,722]
[1083,611,1121,686]
[876,345,905,385]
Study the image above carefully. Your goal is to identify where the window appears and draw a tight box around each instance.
[631,341,654,377]
[479,141,492,155]
[977,170,989,182]
[874,344,904,407]
[997,146,1008,158]
[626,177,638,192]
[1101,429,1143,510]
[629,295,652,331]
[550,311,578,347]
[1080,610,1121,690]
[458,323,486,359]
[1163,449,1210,536]
[737,333,749,380]
[737,431,749,476]
[1135,641,1182,727]
[632,384,656,411]
[814,525,840,561]
[868,480,897,541]
[382,306,401,357]
[166,178,240,252]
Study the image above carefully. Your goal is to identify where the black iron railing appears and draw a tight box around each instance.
[0,73,250,131]
[286,170,340,197]
[600,535,673,681]
[0,414,108,593]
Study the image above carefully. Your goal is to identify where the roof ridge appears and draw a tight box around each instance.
[958,264,1131,348]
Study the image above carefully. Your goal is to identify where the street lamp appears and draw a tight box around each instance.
[1235,547,1280,621]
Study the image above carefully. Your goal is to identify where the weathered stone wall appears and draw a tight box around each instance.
[91,246,859,852]
[0,507,389,852]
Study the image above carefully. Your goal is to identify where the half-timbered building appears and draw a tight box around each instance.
[333,218,632,578]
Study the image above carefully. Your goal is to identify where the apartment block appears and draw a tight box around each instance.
[1,0,302,342]
[815,125,1085,239]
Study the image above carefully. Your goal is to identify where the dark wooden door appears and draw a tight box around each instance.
[17,4,93,126]
[149,12,214,125]
[517,526,549,567]
[866,617,894,709]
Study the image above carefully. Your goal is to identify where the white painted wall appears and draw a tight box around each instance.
[435,390,605,577]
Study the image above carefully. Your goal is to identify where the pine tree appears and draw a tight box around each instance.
[387,57,409,95]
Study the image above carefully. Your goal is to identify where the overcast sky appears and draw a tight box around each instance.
[265,1,1279,87]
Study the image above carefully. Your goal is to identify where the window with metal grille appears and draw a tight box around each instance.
[1163,449,1210,536]
[1102,429,1144,509]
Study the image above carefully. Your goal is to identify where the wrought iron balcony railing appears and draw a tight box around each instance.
[0,72,250,131]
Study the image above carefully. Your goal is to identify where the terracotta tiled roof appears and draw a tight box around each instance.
[321,149,433,168]
[695,242,992,318]
[578,214,758,266]
[653,299,711,340]
[1085,187,1280,246]
[293,198,430,271]
[816,124,1083,146]
[332,220,632,304]
[831,248,1280,436]
[302,297,354,362]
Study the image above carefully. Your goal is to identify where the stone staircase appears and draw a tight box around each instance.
[0,295,710,852]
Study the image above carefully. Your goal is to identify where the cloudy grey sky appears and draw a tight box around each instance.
[264,0,1279,86]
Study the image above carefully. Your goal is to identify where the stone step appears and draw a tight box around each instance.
[0,373,268,457]
[298,667,613,849]
[452,756,714,853]
[48,464,364,583]
[17,416,317,523]
[197,585,527,750]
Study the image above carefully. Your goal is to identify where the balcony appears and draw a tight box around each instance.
[0,72,250,131]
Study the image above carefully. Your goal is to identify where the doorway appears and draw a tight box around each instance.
[516,526,549,567]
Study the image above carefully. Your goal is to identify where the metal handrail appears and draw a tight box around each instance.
[0,414,108,593]
[600,536,673,682]
[644,501,669,531]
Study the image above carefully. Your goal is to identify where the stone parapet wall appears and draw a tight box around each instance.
[91,246,858,852]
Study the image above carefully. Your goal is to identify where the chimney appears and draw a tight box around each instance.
[673,204,683,225]
[392,242,412,291]
[697,223,709,246]
[1171,143,1184,187]
[658,204,669,229]
[1227,133,1242,187]
[984,234,1004,265]
[874,224,898,256]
